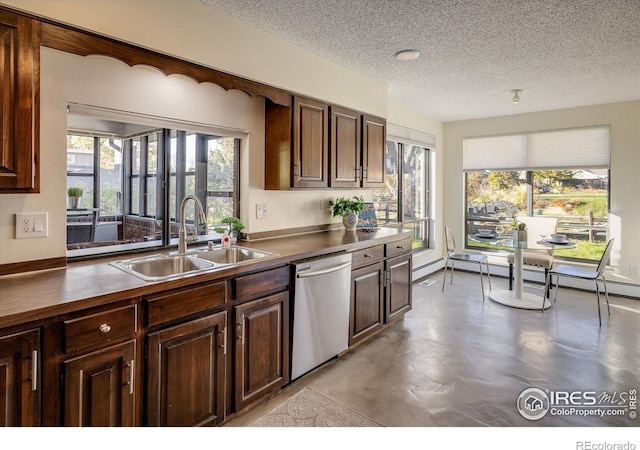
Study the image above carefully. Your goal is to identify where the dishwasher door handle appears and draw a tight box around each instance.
[296,261,352,278]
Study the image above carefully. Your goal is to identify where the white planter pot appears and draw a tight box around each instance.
[342,214,358,231]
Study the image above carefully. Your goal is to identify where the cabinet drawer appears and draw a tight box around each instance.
[145,281,227,328]
[350,245,384,269]
[64,305,137,354]
[234,266,290,302]
[385,238,412,258]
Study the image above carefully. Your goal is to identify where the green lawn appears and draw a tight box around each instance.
[536,192,608,218]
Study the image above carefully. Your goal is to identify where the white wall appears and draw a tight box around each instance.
[443,101,640,286]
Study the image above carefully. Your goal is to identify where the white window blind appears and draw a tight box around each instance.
[463,126,610,171]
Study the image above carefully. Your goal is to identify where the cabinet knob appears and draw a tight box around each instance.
[99,323,111,334]
[364,254,373,258]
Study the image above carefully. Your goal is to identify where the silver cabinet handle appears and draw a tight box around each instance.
[31,350,38,391]
[99,323,111,334]
[364,254,373,258]
[127,360,135,395]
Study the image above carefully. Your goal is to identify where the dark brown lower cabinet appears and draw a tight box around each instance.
[146,312,227,427]
[63,340,136,426]
[0,328,40,426]
[234,291,289,411]
[349,262,384,346]
[385,253,412,323]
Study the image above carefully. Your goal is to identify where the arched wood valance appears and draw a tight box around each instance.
[40,22,291,107]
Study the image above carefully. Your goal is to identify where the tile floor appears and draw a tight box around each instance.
[226,270,640,427]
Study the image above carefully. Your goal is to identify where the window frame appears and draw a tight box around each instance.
[375,139,432,252]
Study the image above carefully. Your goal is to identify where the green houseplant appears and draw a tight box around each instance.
[214,217,245,242]
[67,187,83,209]
[328,196,365,231]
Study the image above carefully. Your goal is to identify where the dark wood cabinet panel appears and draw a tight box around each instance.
[0,10,39,192]
[349,262,384,346]
[385,253,412,323]
[63,304,137,354]
[0,328,40,426]
[234,291,289,411]
[63,340,136,427]
[292,96,329,188]
[146,312,226,427]
[233,266,289,303]
[145,281,227,328]
[362,114,386,188]
[330,105,361,188]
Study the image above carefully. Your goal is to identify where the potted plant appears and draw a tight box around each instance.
[214,217,245,243]
[67,187,83,209]
[510,215,528,247]
[328,196,366,231]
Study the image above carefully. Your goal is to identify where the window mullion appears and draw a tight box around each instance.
[140,135,148,217]
[158,130,170,245]
[93,136,100,209]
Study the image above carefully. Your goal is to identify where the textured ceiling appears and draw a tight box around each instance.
[200,0,640,122]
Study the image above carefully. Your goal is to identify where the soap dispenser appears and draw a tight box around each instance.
[221,231,231,248]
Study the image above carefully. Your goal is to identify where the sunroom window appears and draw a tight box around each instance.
[66,108,242,257]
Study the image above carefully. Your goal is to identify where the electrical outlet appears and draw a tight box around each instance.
[630,264,639,276]
[256,203,268,219]
[16,213,48,239]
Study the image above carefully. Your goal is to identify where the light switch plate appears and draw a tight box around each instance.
[16,213,48,239]
[256,203,268,219]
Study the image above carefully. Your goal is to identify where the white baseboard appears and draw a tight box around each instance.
[412,258,639,299]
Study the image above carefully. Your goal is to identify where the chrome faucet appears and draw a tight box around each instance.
[178,195,207,254]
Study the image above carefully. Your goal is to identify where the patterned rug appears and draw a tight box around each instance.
[249,387,383,427]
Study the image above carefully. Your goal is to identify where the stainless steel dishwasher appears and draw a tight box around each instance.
[291,252,352,380]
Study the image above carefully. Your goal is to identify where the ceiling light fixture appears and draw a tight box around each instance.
[395,49,421,61]
[511,89,521,104]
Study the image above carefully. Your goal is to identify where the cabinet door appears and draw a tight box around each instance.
[0,10,40,192]
[362,114,386,188]
[330,105,361,188]
[385,253,412,323]
[349,262,384,346]
[292,96,328,188]
[0,328,40,426]
[234,291,289,411]
[63,340,136,427]
[147,312,226,427]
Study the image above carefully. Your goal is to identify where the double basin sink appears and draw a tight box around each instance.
[110,245,276,281]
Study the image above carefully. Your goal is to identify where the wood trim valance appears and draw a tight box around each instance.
[40,21,291,107]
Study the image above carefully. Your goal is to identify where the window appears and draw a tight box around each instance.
[374,138,432,251]
[66,111,241,257]
[463,126,610,262]
[67,134,123,215]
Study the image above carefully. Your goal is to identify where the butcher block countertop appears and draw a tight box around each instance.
[0,227,411,329]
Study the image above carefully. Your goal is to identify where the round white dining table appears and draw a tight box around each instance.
[471,234,577,310]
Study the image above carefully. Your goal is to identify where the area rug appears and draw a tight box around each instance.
[249,387,383,427]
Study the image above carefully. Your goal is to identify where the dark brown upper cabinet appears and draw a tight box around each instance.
[265,97,387,190]
[0,10,40,193]
[292,96,330,188]
[330,105,361,188]
[361,114,386,188]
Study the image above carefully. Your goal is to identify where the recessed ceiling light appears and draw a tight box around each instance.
[395,50,421,61]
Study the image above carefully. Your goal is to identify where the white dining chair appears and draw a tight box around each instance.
[542,238,615,325]
[442,225,491,301]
